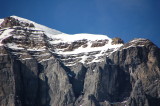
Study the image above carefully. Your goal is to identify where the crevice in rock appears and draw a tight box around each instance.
[37,63,51,106]
[12,60,25,106]
[60,63,87,99]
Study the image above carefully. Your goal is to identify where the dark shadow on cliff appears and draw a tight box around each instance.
[60,62,87,99]
[37,63,51,106]
[12,59,51,106]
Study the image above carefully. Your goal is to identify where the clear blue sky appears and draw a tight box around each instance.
[0,0,160,47]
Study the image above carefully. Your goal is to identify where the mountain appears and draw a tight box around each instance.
[0,16,160,106]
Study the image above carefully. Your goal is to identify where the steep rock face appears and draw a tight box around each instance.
[73,39,160,106]
[0,47,15,106]
[12,58,39,106]
[0,47,75,106]
[107,39,160,106]
[0,16,160,106]
[39,59,75,106]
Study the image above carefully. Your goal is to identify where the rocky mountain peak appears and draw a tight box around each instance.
[0,16,160,106]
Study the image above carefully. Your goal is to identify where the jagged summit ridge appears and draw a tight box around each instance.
[0,16,153,66]
[0,16,124,65]
[1,16,154,66]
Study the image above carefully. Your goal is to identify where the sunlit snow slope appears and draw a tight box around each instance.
[47,33,123,65]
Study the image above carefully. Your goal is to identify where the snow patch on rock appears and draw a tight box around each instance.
[0,29,14,46]
[11,16,62,35]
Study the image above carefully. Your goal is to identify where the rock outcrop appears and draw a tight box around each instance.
[111,37,124,45]
[0,16,160,106]
[0,17,34,29]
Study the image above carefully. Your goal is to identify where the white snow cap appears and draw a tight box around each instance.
[46,33,123,64]
[47,33,111,43]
